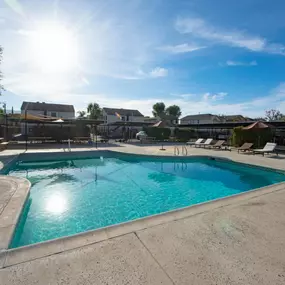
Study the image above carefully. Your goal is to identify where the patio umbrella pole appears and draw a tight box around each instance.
[95,125,98,149]
[160,132,165,151]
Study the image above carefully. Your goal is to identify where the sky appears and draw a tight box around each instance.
[1,0,285,118]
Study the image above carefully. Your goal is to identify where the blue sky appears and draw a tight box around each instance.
[1,0,285,117]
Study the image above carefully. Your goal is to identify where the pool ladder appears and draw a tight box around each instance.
[173,162,187,171]
[174,145,188,156]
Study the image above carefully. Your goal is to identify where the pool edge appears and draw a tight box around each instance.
[0,176,31,268]
[1,180,285,269]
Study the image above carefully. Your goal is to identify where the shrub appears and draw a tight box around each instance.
[231,126,273,147]
[174,128,195,142]
[145,127,170,140]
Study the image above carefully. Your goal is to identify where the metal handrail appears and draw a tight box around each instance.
[182,145,188,156]
[174,146,180,156]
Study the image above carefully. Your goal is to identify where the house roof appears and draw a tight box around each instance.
[152,120,174,127]
[222,115,253,122]
[243,121,273,130]
[21,101,75,112]
[181,114,218,121]
[181,113,254,122]
[102,107,144,117]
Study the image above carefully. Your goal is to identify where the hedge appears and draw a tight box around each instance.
[174,128,196,142]
[145,127,171,140]
[231,126,273,147]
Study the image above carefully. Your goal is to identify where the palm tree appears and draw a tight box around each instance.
[87,103,102,119]
[77,110,86,118]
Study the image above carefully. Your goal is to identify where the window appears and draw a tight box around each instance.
[51,112,57,117]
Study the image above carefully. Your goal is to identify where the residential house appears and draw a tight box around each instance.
[144,117,159,124]
[220,115,253,122]
[180,114,221,125]
[21,101,75,119]
[20,101,75,137]
[180,113,253,125]
[102,108,144,124]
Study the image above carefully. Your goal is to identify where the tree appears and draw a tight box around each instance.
[166,105,181,118]
[152,102,165,117]
[77,110,86,118]
[265,109,283,121]
[253,117,266,122]
[87,103,102,119]
[0,46,4,95]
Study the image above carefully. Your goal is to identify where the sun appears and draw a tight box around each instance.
[30,22,78,73]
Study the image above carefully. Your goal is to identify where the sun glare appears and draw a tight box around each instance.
[46,193,67,214]
[30,22,78,73]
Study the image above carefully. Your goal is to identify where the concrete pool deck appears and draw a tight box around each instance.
[0,144,285,284]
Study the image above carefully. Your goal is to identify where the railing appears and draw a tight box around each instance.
[182,145,188,156]
[174,146,180,156]
[181,162,187,171]
[174,162,188,171]
[174,145,188,156]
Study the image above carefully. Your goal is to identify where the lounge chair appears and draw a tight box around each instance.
[187,138,204,147]
[196,138,213,148]
[238,143,253,153]
[207,140,225,149]
[253,143,277,156]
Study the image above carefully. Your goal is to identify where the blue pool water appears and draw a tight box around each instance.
[6,154,285,248]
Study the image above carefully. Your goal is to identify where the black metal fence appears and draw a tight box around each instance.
[0,116,103,147]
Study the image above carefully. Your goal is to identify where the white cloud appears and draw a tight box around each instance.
[149,67,168,78]
[176,93,196,99]
[203,92,227,101]
[175,17,285,55]
[105,67,168,80]
[158,43,206,54]
[5,83,285,118]
[17,29,35,36]
[3,71,89,96]
[226,60,257,66]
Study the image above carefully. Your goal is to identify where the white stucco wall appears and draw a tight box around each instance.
[102,110,144,124]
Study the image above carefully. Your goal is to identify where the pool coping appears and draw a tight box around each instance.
[1,150,285,268]
[0,176,31,252]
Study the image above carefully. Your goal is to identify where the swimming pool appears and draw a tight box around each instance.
[5,153,285,248]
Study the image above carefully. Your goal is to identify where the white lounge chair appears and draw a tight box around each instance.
[187,138,204,147]
[196,138,213,148]
[253,142,277,156]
